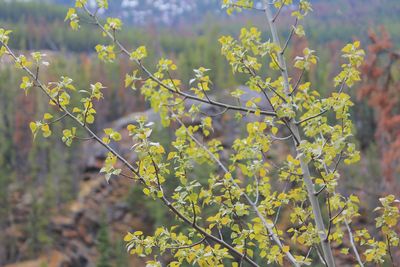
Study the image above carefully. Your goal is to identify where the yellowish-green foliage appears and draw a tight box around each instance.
[0,0,398,266]
[65,8,80,30]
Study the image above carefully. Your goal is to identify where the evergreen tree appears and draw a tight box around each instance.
[96,213,112,267]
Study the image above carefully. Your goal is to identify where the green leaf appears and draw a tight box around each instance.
[130,46,147,61]
[143,188,150,196]
[43,113,53,120]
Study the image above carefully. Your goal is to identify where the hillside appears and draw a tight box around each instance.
[2,0,399,51]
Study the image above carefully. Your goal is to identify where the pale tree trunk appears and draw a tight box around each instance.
[262,1,336,266]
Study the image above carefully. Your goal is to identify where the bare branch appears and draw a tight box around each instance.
[289,69,305,96]
[163,96,188,107]
[227,3,266,12]
[345,221,364,267]
[296,110,328,125]
[314,185,326,196]
[326,204,347,242]
[200,107,228,118]
[269,52,285,71]
[274,182,288,225]
[166,237,207,250]
[46,113,68,125]
[272,0,285,23]
[191,201,197,226]
[281,18,298,56]
[74,136,95,141]
[386,235,395,267]
[271,134,292,141]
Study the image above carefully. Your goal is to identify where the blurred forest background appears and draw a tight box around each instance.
[0,0,399,266]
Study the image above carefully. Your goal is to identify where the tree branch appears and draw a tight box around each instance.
[82,5,277,118]
[166,237,207,250]
[344,221,364,267]
[172,112,300,267]
[281,18,298,55]
[262,1,335,266]
[296,110,328,125]
[2,42,260,267]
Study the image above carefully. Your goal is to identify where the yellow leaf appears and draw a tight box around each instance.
[221,217,230,225]
[282,245,290,253]
[340,248,349,255]
[44,113,53,120]
[349,195,360,203]
[124,232,134,241]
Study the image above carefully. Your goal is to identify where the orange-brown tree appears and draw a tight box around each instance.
[359,28,400,192]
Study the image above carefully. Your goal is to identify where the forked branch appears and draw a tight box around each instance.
[262,1,336,266]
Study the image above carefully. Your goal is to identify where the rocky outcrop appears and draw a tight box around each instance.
[47,173,148,267]
[4,161,149,267]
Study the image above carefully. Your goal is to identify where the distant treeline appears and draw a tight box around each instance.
[2,0,400,53]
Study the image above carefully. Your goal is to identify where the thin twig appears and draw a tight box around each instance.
[281,19,298,55]
[191,201,197,226]
[269,52,284,71]
[274,182,288,225]
[82,5,277,118]
[314,185,326,196]
[46,113,68,125]
[243,62,287,103]
[74,136,95,141]
[344,221,364,267]
[200,107,228,118]
[120,172,137,180]
[163,96,187,107]
[271,134,292,141]
[228,3,266,12]
[167,237,207,250]
[289,69,305,96]
[387,235,395,267]
[296,110,328,125]
[253,175,260,205]
[338,78,347,94]
[272,0,285,23]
